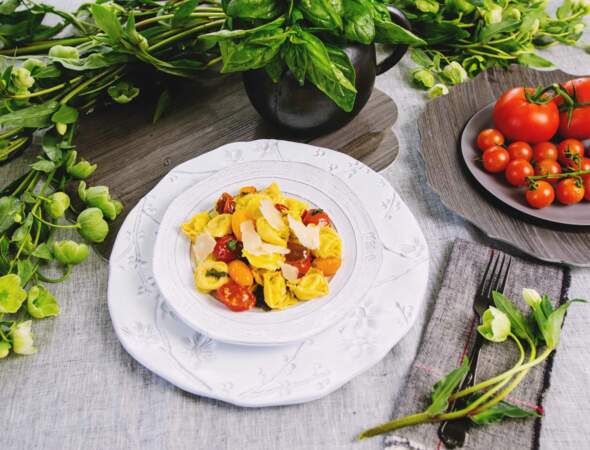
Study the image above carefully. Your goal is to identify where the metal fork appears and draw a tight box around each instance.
[437,251,512,449]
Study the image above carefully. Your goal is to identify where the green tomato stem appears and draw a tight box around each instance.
[526,169,590,184]
[358,412,433,440]
[31,210,79,229]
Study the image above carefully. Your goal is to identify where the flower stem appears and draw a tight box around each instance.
[148,19,225,51]
[0,37,91,56]
[359,412,433,440]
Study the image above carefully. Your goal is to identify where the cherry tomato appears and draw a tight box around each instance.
[216,192,235,214]
[505,160,534,187]
[476,128,505,151]
[302,209,332,227]
[493,87,559,143]
[285,242,311,277]
[534,159,562,183]
[482,146,510,173]
[555,78,590,140]
[584,177,590,202]
[556,178,585,205]
[228,260,253,287]
[275,203,288,213]
[567,156,590,174]
[525,181,555,209]
[533,142,558,162]
[558,139,585,166]
[312,257,341,276]
[215,281,256,311]
[507,141,533,161]
[212,234,242,262]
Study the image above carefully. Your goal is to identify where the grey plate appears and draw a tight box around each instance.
[461,102,590,227]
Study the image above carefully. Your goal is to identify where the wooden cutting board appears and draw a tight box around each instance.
[75,74,400,257]
[420,65,590,267]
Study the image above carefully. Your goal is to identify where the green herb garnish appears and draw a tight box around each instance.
[206,269,228,278]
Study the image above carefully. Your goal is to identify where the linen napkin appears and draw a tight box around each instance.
[384,239,571,450]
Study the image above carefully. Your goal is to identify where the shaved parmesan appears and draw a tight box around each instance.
[240,220,290,256]
[191,232,216,265]
[287,215,320,250]
[259,199,284,230]
[279,262,299,282]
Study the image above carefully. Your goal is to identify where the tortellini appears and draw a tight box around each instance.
[195,259,229,292]
[235,193,267,219]
[261,182,284,204]
[243,250,285,271]
[181,211,210,241]
[206,213,232,237]
[288,268,329,301]
[313,226,342,259]
[256,216,288,246]
[262,271,297,309]
[283,197,308,219]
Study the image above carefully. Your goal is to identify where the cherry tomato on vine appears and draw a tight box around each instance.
[525,181,555,209]
[507,141,533,161]
[557,139,585,166]
[216,192,235,214]
[555,78,590,140]
[534,159,562,183]
[584,178,590,202]
[567,156,590,176]
[482,146,510,173]
[533,142,558,162]
[215,281,256,311]
[302,209,332,227]
[477,128,505,151]
[493,87,559,143]
[505,160,534,187]
[556,178,585,205]
[285,242,311,277]
[212,235,242,262]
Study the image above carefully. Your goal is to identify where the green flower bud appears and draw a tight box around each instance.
[67,159,97,179]
[64,150,77,169]
[44,192,71,219]
[27,286,60,319]
[478,306,511,342]
[53,240,89,266]
[442,61,468,85]
[22,58,46,72]
[504,6,521,21]
[11,67,35,91]
[573,23,585,35]
[448,0,475,14]
[56,122,67,135]
[411,68,436,90]
[415,0,439,14]
[523,288,542,308]
[0,341,10,358]
[107,81,140,104]
[77,208,109,243]
[10,320,37,355]
[427,83,449,98]
[48,45,80,60]
[78,181,122,220]
[0,274,27,314]
[484,4,503,24]
[462,55,486,78]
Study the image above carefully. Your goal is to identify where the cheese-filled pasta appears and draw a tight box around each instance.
[288,268,329,301]
[195,259,229,292]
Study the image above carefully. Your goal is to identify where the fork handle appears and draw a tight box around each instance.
[437,332,485,448]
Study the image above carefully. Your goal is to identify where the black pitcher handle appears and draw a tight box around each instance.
[375,6,412,76]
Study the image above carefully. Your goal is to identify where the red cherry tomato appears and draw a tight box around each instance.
[555,78,590,140]
[557,139,585,166]
[584,178,590,202]
[505,160,534,187]
[285,242,311,277]
[215,281,256,311]
[507,141,533,161]
[493,87,559,143]
[525,181,555,209]
[302,209,332,227]
[534,159,562,183]
[482,146,510,173]
[212,235,242,262]
[556,178,585,205]
[477,128,505,151]
[533,142,558,162]
[216,192,235,214]
[567,156,590,174]
[275,203,288,213]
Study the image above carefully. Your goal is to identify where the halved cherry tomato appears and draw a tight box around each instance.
[535,159,562,183]
[285,242,311,277]
[525,181,555,209]
[215,281,255,311]
[493,87,559,143]
[228,260,253,287]
[477,128,505,151]
[213,234,242,262]
[558,139,585,166]
[482,146,510,173]
[275,203,288,213]
[533,142,558,162]
[231,210,250,241]
[312,257,341,276]
[507,141,533,161]
[556,78,590,140]
[216,192,235,214]
[505,160,534,187]
[556,178,585,205]
[302,209,331,227]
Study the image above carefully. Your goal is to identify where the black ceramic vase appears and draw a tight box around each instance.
[242,6,411,136]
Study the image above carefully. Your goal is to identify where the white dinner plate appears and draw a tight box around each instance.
[152,161,382,346]
[108,140,429,407]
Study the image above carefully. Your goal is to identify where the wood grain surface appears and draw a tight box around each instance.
[75,74,399,257]
[420,65,590,267]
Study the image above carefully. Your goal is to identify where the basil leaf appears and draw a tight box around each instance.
[470,400,541,425]
[199,16,285,44]
[479,19,520,43]
[264,55,284,82]
[30,159,56,173]
[90,4,123,41]
[342,0,375,45]
[372,3,426,46]
[41,134,62,162]
[0,101,59,128]
[51,105,79,125]
[0,196,21,234]
[517,53,556,69]
[225,0,284,20]
[283,41,307,85]
[426,357,470,416]
[493,291,535,342]
[220,28,288,73]
[49,52,128,71]
[298,0,343,30]
[172,0,200,27]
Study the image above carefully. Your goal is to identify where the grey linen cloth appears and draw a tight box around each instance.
[384,239,571,450]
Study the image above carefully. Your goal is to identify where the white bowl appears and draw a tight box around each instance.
[152,160,382,346]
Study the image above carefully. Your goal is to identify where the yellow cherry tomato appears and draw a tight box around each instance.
[228,260,254,287]
[231,209,250,241]
[240,186,257,194]
[312,257,341,276]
